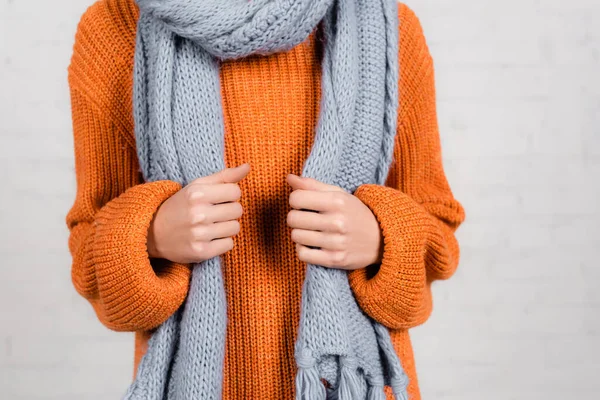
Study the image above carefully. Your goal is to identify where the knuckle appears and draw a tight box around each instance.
[332,216,347,234]
[296,246,307,261]
[290,229,300,242]
[223,238,234,251]
[185,185,203,203]
[190,241,205,256]
[289,191,299,208]
[234,202,244,217]
[286,210,296,227]
[232,184,242,200]
[332,192,346,208]
[184,187,195,203]
[231,220,241,234]
[330,251,347,267]
[210,239,234,258]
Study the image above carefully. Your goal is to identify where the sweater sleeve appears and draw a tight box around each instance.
[66,87,191,332]
[348,5,466,330]
[65,1,191,332]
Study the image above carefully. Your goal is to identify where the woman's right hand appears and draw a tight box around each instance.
[147,163,251,264]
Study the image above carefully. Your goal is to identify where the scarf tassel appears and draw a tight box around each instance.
[295,349,327,400]
[367,385,387,400]
[374,324,410,399]
[390,375,410,400]
[131,0,403,397]
[336,356,362,400]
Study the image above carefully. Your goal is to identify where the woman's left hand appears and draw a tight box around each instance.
[286,174,383,271]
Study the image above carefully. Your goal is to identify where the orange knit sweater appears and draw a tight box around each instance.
[66,1,465,398]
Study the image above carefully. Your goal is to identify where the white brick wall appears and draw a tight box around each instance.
[1,0,598,399]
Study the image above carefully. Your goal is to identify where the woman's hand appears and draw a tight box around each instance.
[286,174,383,271]
[147,163,251,264]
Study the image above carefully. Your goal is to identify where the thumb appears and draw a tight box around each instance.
[192,163,251,184]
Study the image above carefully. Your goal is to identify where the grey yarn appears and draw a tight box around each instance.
[123,0,409,399]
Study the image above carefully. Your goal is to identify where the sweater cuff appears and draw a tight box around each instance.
[348,184,436,329]
[91,180,191,331]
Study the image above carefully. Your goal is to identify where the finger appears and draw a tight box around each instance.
[290,229,346,251]
[189,202,243,224]
[286,174,344,192]
[206,202,244,223]
[295,243,347,269]
[197,237,235,260]
[192,220,240,241]
[289,189,344,212]
[191,163,251,185]
[287,209,329,231]
[186,183,241,204]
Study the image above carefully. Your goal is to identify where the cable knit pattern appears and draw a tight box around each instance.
[65,1,465,399]
[348,11,466,330]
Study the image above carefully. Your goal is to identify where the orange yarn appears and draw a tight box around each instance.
[66,1,465,399]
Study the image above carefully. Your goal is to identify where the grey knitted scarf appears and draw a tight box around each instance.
[124,0,408,399]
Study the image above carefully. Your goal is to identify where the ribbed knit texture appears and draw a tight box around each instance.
[66,1,466,399]
[127,0,407,399]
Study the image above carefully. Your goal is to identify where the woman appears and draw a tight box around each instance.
[66,0,465,398]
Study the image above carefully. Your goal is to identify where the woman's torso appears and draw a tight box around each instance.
[78,0,421,398]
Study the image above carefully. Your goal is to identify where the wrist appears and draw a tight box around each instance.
[374,229,384,264]
[147,212,162,259]
[365,227,384,268]
[367,208,385,267]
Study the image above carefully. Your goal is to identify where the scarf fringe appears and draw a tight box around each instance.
[336,357,362,400]
[295,349,327,400]
[374,324,409,399]
[367,385,387,400]
[390,376,410,400]
[131,0,405,396]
